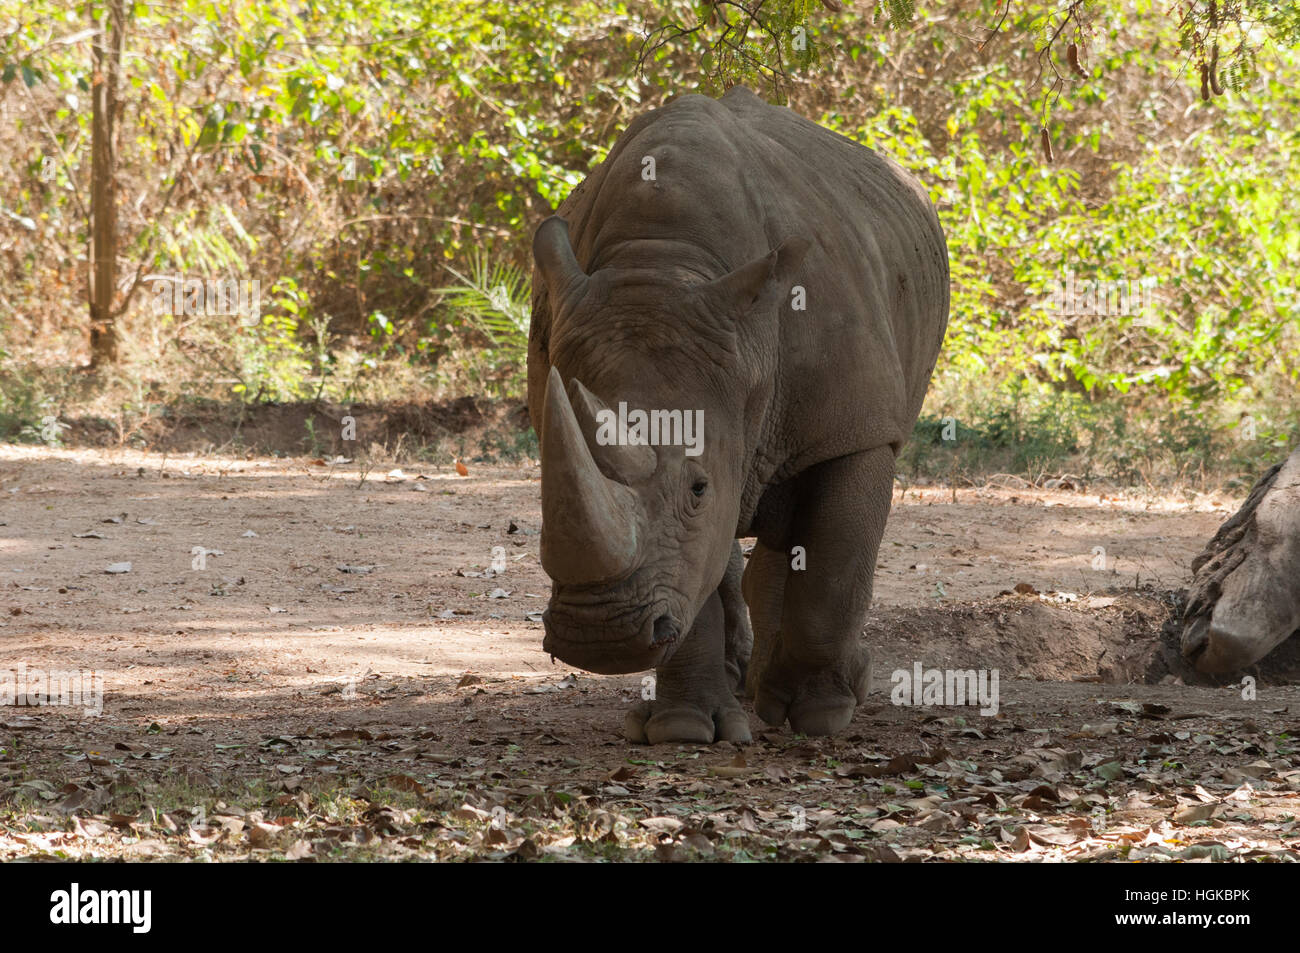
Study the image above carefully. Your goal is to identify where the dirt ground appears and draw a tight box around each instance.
[2,444,1298,862]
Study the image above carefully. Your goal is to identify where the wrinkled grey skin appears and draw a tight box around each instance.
[527,87,949,743]
[1182,448,1300,673]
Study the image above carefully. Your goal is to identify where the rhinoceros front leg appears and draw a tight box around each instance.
[624,589,752,744]
[753,445,895,735]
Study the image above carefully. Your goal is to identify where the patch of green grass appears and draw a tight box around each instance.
[905,378,1298,489]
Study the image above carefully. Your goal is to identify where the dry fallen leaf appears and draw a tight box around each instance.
[1174,802,1218,824]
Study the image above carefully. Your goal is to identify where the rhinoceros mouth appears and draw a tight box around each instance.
[1183,612,1298,674]
[541,603,682,675]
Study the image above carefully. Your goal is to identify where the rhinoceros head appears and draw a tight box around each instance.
[530,216,806,674]
[1182,450,1300,673]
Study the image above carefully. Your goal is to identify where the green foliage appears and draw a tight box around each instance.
[0,382,52,442]
[0,0,646,403]
[656,0,1300,103]
[805,2,1300,474]
[641,0,827,99]
[228,278,315,403]
[432,251,532,399]
[902,384,1096,479]
[435,253,531,356]
[0,0,1296,484]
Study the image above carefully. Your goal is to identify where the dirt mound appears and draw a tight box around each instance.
[864,588,1300,687]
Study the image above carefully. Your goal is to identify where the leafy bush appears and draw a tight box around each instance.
[0,0,1295,483]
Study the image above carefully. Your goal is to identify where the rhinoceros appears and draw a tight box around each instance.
[1182,447,1300,673]
[527,86,949,743]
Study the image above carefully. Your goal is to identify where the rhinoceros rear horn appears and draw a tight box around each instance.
[567,378,656,485]
[540,367,640,585]
[533,216,590,311]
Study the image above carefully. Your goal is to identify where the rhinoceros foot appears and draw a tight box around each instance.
[624,698,751,745]
[754,646,871,736]
[623,590,753,744]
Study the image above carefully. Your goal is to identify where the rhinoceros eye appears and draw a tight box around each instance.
[691,479,708,498]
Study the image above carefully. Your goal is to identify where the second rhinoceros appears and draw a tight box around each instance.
[1182,447,1300,673]
[527,87,949,743]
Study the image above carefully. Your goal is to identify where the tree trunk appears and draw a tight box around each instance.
[88,0,125,368]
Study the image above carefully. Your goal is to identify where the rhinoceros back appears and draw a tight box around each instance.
[529,87,949,464]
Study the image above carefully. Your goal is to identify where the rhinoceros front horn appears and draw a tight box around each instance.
[540,366,640,585]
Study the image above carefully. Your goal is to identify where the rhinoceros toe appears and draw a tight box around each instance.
[755,648,871,736]
[624,700,752,745]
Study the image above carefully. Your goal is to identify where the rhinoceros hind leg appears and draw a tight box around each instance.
[624,590,752,744]
[741,539,788,700]
[720,540,753,695]
[752,446,893,735]
[754,652,871,735]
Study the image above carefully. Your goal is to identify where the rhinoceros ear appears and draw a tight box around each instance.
[533,216,590,312]
[701,235,811,313]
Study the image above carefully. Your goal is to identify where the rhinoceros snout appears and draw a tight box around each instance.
[1183,615,1266,674]
[1181,615,1212,668]
[541,604,680,675]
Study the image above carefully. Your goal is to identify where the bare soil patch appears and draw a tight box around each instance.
[2,447,1296,862]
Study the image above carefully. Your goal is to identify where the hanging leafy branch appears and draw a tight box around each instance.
[637,0,830,100]
[640,0,1300,105]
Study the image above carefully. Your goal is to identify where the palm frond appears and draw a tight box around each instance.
[435,250,531,357]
